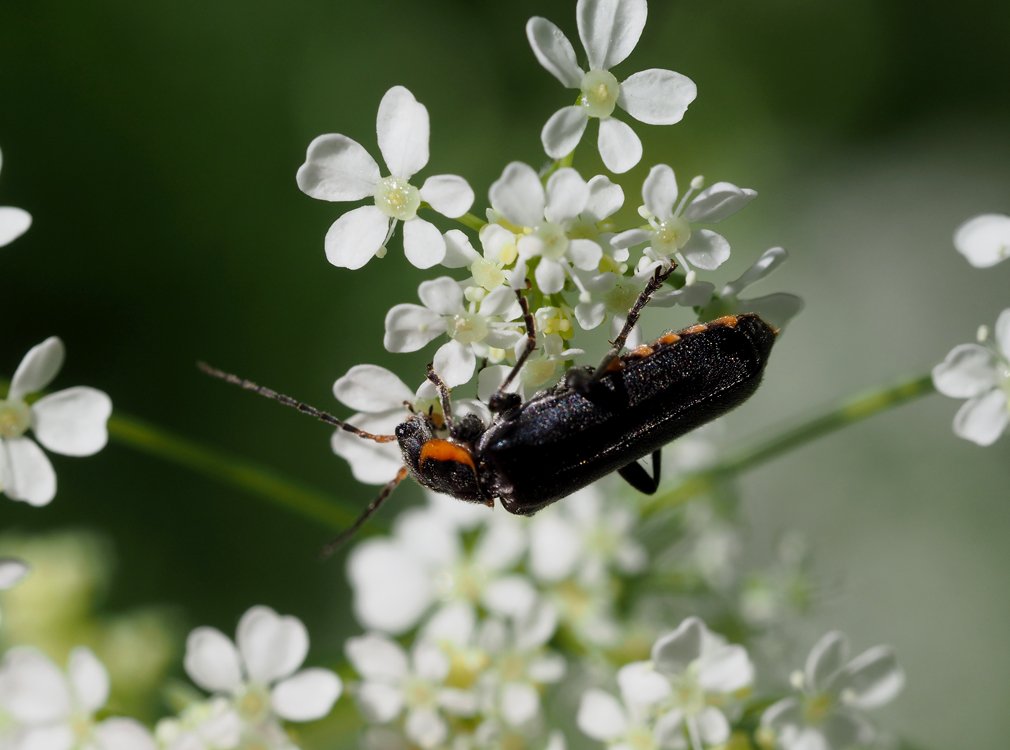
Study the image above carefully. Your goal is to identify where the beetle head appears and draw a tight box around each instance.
[395,415,486,504]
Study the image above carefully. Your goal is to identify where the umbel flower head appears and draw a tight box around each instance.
[1,337,112,506]
[0,146,32,248]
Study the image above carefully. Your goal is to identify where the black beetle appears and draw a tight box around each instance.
[200,268,777,552]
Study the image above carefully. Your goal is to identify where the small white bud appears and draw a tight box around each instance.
[977,324,990,343]
[579,291,591,303]
[690,175,705,190]
[638,205,651,220]
[375,245,388,259]
[685,269,697,287]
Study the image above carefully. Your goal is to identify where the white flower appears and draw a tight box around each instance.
[954,213,1010,267]
[154,698,242,750]
[761,631,904,750]
[384,277,523,387]
[183,606,342,732]
[297,86,474,270]
[0,558,29,590]
[0,146,32,248]
[527,0,697,173]
[1,337,112,506]
[615,167,755,275]
[477,330,585,397]
[932,309,1010,446]
[0,646,156,750]
[699,246,804,329]
[576,669,667,750]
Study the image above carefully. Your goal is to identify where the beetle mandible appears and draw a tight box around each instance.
[200,266,777,554]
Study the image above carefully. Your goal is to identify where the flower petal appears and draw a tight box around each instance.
[696,644,753,694]
[347,540,433,634]
[569,238,603,270]
[619,68,696,125]
[529,511,582,582]
[611,227,651,249]
[357,682,405,723]
[954,389,1009,445]
[324,205,391,270]
[0,647,71,723]
[434,340,476,388]
[738,292,804,329]
[93,718,157,750]
[419,175,474,219]
[418,276,464,315]
[405,707,447,749]
[995,308,1010,360]
[2,437,57,507]
[576,689,627,741]
[722,246,788,297]
[376,86,429,179]
[331,412,404,485]
[403,218,447,269]
[334,365,414,413]
[526,17,584,87]
[953,213,1010,268]
[68,647,109,714]
[617,661,671,710]
[483,575,538,620]
[837,646,904,709]
[805,631,848,693]
[545,168,590,224]
[535,258,566,294]
[31,387,111,457]
[696,707,730,745]
[271,668,342,721]
[346,633,409,682]
[642,164,678,219]
[19,726,75,750]
[501,682,540,727]
[932,344,1000,398]
[0,557,29,589]
[541,106,590,160]
[685,182,757,223]
[411,642,449,683]
[442,229,481,268]
[480,286,520,318]
[489,162,545,228]
[821,709,874,748]
[237,605,309,684]
[597,117,642,174]
[296,134,381,202]
[585,175,624,220]
[0,207,32,247]
[383,304,443,352]
[651,617,704,676]
[577,0,648,70]
[10,337,65,400]
[682,229,731,270]
[184,627,243,694]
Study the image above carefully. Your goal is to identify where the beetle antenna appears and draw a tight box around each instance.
[425,364,455,430]
[318,466,409,559]
[495,289,537,398]
[595,265,675,376]
[198,362,397,444]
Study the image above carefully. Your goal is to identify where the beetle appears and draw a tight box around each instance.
[199,267,777,554]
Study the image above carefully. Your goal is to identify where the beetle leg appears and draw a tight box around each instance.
[318,466,409,559]
[616,450,662,495]
[425,364,455,431]
[490,290,536,413]
[198,362,397,443]
[593,265,675,379]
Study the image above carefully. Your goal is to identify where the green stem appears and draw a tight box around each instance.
[642,372,936,515]
[454,212,486,232]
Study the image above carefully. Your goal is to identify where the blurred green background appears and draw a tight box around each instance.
[2,0,1009,745]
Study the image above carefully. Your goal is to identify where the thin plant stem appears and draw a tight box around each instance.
[455,212,486,232]
[642,372,937,515]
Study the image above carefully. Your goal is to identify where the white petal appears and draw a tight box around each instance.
[0,557,29,589]
[411,642,449,683]
[346,633,409,682]
[433,340,476,387]
[479,286,520,318]
[682,229,731,270]
[995,308,1010,360]
[295,134,381,201]
[0,207,32,247]
[696,707,730,745]
[619,69,696,125]
[932,344,1000,398]
[383,304,443,352]
[570,239,603,270]
[953,389,1009,445]
[483,576,538,620]
[403,218,447,269]
[685,182,757,223]
[697,644,754,693]
[761,697,801,730]
[652,281,715,309]
[617,661,671,710]
[19,725,75,750]
[576,689,627,741]
[405,708,448,749]
[420,175,474,218]
[577,0,648,70]
[237,605,308,684]
[347,540,433,634]
[10,336,65,400]
[477,364,512,402]
[654,709,685,746]
[68,647,109,714]
[324,205,391,270]
[575,299,606,329]
[529,512,581,581]
[271,668,342,721]
[376,86,429,179]
[418,276,464,315]
[541,107,590,160]
[93,718,157,750]
[442,229,481,268]
[837,646,904,709]
[501,682,540,727]
[535,258,566,294]
[953,213,1010,268]
[331,411,404,485]
[611,227,651,249]
[357,682,405,723]
[545,168,590,224]
[489,162,545,227]
[184,627,243,694]
[805,631,848,692]
[334,365,414,412]
[31,387,111,456]
[585,175,624,220]
[739,293,804,329]
[526,17,584,88]
[421,602,476,646]
[722,246,788,297]
[528,652,566,683]
[514,600,560,651]
[821,710,874,748]
[651,617,704,675]
[2,437,57,506]
[641,164,678,219]
[597,118,642,174]
[0,647,71,723]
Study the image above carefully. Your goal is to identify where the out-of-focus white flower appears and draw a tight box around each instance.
[761,631,904,750]
[698,246,803,330]
[297,86,474,270]
[154,698,242,750]
[0,558,29,590]
[954,213,1010,268]
[0,146,32,248]
[576,666,667,750]
[614,168,755,276]
[932,309,1010,446]
[0,646,156,750]
[1,337,112,506]
[526,0,696,173]
[183,606,341,736]
[384,277,523,387]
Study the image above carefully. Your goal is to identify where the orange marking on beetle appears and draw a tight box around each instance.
[684,324,708,334]
[604,358,624,373]
[630,344,655,358]
[419,439,477,472]
[713,315,739,328]
[658,332,681,346]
